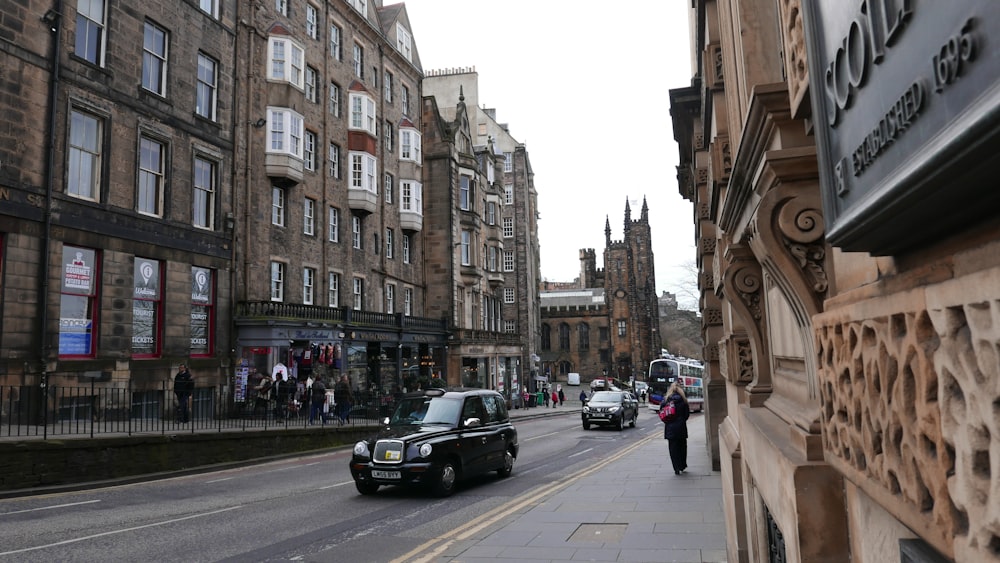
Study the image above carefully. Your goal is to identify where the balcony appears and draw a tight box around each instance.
[348,186,377,215]
[265,153,303,187]
[400,209,422,232]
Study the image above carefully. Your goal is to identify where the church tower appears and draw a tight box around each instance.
[603,198,659,382]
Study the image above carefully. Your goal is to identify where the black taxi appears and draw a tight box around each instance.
[349,388,519,496]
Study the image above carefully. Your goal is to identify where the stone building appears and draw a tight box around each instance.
[421,69,542,400]
[539,200,660,388]
[0,1,238,411]
[229,0,448,399]
[670,1,999,562]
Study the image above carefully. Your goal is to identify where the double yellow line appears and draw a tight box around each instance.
[395,431,658,563]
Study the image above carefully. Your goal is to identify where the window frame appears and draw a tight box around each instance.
[385,227,394,259]
[385,283,395,314]
[304,130,317,171]
[67,108,103,202]
[196,52,218,120]
[192,154,217,230]
[400,128,421,163]
[141,21,169,96]
[59,245,100,358]
[349,92,377,135]
[328,206,339,242]
[503,250,514,272]
[305,66,319,102]
[328,272,340,307]
[137,134,165,217]
[267,36,305,89]
[132,258,164,359]
[303,197,316,235]
[272,186,286,226]
[306,4,319,39]
[74,0,106,65]
[267,107,304,159]
[503,216,514,238]
[303,267,315,305]
[271,261,286,302]
[329,142,340,178]
[352,277,363,310]
[330,24,342,61]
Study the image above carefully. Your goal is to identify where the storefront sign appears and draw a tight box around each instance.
[803,0,1000,254]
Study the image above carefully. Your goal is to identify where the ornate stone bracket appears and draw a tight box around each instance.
[720,244,772,401]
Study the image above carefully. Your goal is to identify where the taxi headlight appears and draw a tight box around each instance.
[353,441,370,456]
[419,443,433,458]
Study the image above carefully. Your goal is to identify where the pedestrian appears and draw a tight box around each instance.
[309,376,327,425]
[542,388,550,407]
[551,389,558,408]
[660,382,691,475]
[334,374,354,425]
[173,363,194,423]
[579,389,587,406]
[254,373,273,417]
[558,387,565,406]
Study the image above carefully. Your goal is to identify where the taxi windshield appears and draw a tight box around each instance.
[391,396,462,426]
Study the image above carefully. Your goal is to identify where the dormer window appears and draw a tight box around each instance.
[396,23,412,62]
[268,36,305,89]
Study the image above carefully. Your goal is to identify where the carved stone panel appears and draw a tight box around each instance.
[777,0,809,119]
[815,269,1000,563]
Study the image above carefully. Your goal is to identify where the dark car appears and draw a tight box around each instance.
[349,388,519,497]
[581,390,639,430]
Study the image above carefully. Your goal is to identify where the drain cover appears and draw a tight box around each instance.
[568,523,627,542]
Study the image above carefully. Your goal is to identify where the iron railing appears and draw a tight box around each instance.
[0,383,399,440]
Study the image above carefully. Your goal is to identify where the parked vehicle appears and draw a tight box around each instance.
[581,390,639,431]
[349,388,519,497]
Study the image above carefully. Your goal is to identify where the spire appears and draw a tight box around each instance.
[624,199,632,231]
[605,215,612,245]
[641,196,649,221]
[459,85,465,103]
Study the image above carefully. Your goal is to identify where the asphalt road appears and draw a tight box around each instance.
[0,410,665,562]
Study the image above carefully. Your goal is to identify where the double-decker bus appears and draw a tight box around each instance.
[647,357,705,412]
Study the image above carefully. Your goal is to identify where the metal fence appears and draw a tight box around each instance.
[0,383,398,440]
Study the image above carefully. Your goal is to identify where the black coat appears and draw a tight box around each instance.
[661,392,690,440]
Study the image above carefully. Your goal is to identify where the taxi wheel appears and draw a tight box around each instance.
[497,448,514,478]
[355,480,379,495]
[433,461,458,497]
[616,416,624,431]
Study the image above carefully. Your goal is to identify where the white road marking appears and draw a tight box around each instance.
[0,505,243,556]
[0,499,101,516]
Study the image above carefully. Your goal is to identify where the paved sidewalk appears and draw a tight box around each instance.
[431,406,727,563]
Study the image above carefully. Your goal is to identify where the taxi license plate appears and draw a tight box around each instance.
[371,470,400,479]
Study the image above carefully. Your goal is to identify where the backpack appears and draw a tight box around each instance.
[659,400,677,422]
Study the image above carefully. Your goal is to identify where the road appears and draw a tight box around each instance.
[0,410,664,562]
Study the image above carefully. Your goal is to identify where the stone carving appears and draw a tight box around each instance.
[699,202,711,220]
[777,0,810,119]
[704,307,723,326]
[701,237,717,255]
[706,42,724,90]
[712,136,732,184]
[777,199,828,294]
[701,271,715,291]
[696,167,708,185]
[736,336,754,383]
[732,266,763,321]
[816,299,1000,560]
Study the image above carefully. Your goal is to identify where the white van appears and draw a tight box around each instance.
[567,373,580,386]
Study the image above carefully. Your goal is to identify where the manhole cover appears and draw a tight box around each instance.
[568,523,627,542]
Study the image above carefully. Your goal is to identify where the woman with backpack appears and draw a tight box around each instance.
[660,382,691,475]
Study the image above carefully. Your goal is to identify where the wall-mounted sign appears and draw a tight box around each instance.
[803,0,999,254]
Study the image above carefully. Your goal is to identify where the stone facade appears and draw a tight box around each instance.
[421,69,542,397]
[671,1,999,562]
[0,0,237,394]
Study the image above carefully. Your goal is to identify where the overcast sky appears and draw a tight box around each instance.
[402,1,697,307]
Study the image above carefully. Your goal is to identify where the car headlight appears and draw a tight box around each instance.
[609,406,620,413]
[419,443,433,458]
[353,441,370,456]
[583,406,590,413]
